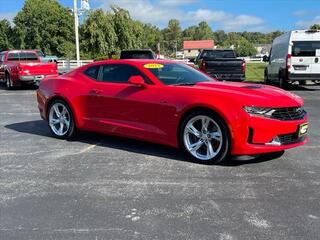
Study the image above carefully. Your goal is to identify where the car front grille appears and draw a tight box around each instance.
[278,133,304,145]
[271,107,306,121]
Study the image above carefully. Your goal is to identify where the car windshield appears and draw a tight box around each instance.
[292,41,320,57]
[145,63,213,85]
[202,50,235,58]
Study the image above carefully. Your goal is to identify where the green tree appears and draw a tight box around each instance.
[213,30,227,46]
[235,37,257,57]
[141,23,162,50]
[223,33,256,57]
[111,5,143,51]
[194,21,214,40]
[0,20,13,51]
[310,24,320,30]
[162,19,182,54]
[14,0,74,57]
[80,9,117,59]
[182,25,197,40]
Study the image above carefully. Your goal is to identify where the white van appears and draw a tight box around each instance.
[264,29,320,88]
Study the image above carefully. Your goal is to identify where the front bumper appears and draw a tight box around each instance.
[231,113,308,155]
[288,73,320,81]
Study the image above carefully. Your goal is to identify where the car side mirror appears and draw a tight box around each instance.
[128,75,147,88]
[263,55,269,62]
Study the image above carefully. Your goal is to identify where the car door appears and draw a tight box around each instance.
[86,63,171,142]
[310,41,320,74]
[267,47,277,79]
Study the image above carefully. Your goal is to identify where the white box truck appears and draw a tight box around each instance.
[264,29,320,88]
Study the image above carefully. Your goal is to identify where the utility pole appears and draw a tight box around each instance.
[73,0,80,67]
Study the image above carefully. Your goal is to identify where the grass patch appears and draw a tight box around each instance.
[246,62,266,82]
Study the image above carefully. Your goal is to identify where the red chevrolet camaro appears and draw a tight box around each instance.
[37,60,309,163]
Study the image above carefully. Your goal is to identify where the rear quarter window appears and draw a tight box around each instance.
[83,65,100,80]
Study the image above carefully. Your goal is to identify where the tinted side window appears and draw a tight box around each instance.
[8,53,19,61]
[25,52,38,60]
[83,65,100,80]
[0,54,4,64]
[101,64,149,83]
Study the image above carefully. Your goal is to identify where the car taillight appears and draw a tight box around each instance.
[286,54,291,71]
[242,60,246,73]
[200,60,206,71]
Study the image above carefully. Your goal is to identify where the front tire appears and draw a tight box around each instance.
[279,72,289,89]
[180,110,230,164]
[299,80,307,86]
[48,100,76,139]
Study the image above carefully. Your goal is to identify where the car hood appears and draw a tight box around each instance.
[193,81,304,107]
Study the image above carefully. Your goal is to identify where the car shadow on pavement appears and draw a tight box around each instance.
[0,83,38,91]
[284,84,320,91]
[5,120,283,166]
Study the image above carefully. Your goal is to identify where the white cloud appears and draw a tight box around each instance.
[0,12,16,24]
[185,9,230,23]
[296,16,320,28]
[293,10,309,17]
[93,0,265,31]
[159,0,195,6]
[223,15,264,30]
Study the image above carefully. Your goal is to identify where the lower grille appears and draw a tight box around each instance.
[278,133,304,145]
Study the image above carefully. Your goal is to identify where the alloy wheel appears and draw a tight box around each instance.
[49,103,71,136]
[183,115,223,161]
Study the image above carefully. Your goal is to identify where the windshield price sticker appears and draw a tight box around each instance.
[144,63,164,69]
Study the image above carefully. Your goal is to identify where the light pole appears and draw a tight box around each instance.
[73,0,80,67]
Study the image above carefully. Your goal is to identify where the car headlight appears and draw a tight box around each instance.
[243,106,276,117]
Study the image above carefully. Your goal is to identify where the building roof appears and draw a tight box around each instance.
[183,40,214,50]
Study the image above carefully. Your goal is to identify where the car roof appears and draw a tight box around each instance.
[202,48,234,51]
[121,49,153,52]
[92,59,179,65]
[5,50,38,54]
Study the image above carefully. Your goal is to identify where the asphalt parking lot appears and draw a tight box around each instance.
[0,84,319,240]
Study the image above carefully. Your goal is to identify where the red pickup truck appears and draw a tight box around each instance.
[0,50,58,89]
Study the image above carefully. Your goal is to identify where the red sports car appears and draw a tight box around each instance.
[37,60,309,163]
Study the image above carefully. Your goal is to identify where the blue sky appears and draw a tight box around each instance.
[0,0,319,32]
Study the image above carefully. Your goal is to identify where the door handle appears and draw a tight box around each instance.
[90,89,103,95]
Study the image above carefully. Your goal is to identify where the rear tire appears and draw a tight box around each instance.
[179,110,230,164]
[264,70,270,85]
[5,73,13,90]
[47,100,76,139]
